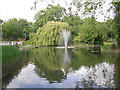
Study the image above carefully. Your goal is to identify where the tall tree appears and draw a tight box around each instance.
[112,1,120,47]
[33,4,66,31]
[18,19,33,40]
[2,18,23,40]
[63,15,82,39]
[2,18,31,41]
[30,21,69,45]
[73,17,108,44]
[33,0,118,45]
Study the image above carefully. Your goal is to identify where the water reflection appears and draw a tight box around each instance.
[75,62,115,88]
[29,47,116,87]
[2,50,30,89]
[58,48,71,66]
[30,47,69,83]
[88,47,101,54]
[2,47,119,88]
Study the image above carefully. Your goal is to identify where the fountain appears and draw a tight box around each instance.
[57,29,74,48]
[60,29,71,47]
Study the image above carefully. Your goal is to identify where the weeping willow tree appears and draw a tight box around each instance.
[29,21,69,45]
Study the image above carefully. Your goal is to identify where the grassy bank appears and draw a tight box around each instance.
[2,45,21,64]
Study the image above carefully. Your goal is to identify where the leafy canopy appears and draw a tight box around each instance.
[30,21,69,45]
[33,4,66,31]
[73,18,108,44]
[2,18,32,40]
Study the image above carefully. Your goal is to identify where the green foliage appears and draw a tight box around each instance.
[28,47,116,83]
[63,15,82,37]
[30,47,62,70]
[2,18,32,41]
[18,19,33,40]
[30,21,69,45]
[112,1,120,46]
[22,40,32,46]
[104,19,117,39]
[31,3,117,45]
[63,16,117,45]
[104,41,115,46]
[2,18,23,40]
[73,18,108,44]
[2,2,117,45]
[2,45,21,64]
[29,47,68,83]
[70,48,116,70]
[101,45,109,52]
[33,4,66,30]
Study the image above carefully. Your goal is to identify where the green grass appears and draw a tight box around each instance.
[21,40,31,46]
[103,39,115,46]
[104,42,114,46]
[2,45,21,64]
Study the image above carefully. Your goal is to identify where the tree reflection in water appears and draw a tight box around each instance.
[29,47,116,88]
[2,50,30,89]
[75,62,115,88]
[2,47,119,88]
[30,47,69,83]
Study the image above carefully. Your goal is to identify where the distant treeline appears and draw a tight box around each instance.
[1,3,119,45]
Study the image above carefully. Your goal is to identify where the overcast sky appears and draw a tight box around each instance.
[0,0,114,22]
[0,0,38,22]
[0,0,67,22]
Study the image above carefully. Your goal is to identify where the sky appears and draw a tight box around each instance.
[0,0,67,22]
[0,0,114,22]
[0,0,37,22]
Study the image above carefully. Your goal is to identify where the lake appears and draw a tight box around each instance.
[2,47,120,88]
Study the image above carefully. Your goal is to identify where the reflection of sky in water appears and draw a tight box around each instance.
[7,62,115,88]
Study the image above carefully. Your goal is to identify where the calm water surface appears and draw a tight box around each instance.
[2,47,120,88]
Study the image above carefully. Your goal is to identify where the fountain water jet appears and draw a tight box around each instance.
[59,29,71,48]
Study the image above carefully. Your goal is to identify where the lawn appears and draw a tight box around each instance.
[2,45,21,64]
